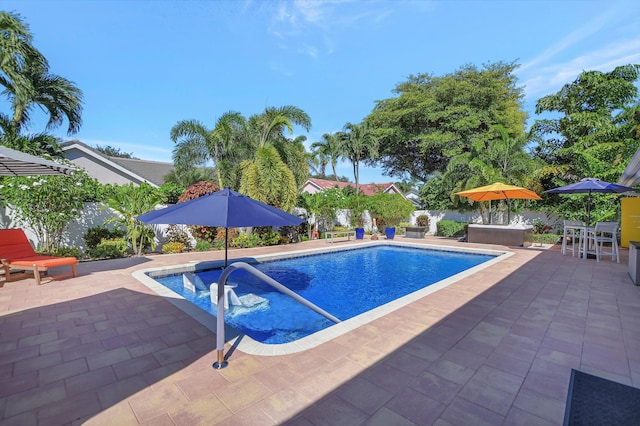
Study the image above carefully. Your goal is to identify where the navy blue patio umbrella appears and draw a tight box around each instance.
[137,188,304,267]
[138,188,304,369]
[544,178,636,225]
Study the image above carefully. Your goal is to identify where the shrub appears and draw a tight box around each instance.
[84,226,126,250]
[47,246,81,259]
[162,241,185,254]
[215,227,238,244]
[91,238,128,259]
[260,229,281,246]
[190,225,217,243]
[195,240,212,252]
[177,181,220,203]
[436,220,467,237]
[416,215,430,227]
[231,233,261,248]
[164,225,192,249]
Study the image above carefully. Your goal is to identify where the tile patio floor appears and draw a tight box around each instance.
[0,236,639,425]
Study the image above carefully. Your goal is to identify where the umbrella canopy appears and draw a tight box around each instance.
[544,178,637,225]
[137,188,304,267]
[0,146,74,176]
[455,182,541,223]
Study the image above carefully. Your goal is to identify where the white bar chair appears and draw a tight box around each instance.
[562,220,584,257]
[584,222,619,263]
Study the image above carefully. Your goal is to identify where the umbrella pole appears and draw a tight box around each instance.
[224,227,228,268]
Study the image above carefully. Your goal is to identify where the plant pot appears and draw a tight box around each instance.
[385,227,396,240]
[355,228,365,240]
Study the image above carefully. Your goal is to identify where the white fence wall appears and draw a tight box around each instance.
[1,203,562,252]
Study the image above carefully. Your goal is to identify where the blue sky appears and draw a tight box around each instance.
[3,0,639,185]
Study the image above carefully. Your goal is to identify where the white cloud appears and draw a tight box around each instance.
[519,37,640,100]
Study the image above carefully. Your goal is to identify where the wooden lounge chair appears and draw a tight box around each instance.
[0,229,77,285]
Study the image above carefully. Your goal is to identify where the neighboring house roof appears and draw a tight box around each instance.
[404,189,422,208]
[60,140,174,187]
[301,178,405,197]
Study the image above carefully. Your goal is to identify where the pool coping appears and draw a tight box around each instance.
[132,240,514,356]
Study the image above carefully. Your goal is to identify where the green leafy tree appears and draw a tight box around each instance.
[0,168,100,251]
[368,192,415,229]
[104,183,166,256]
[367,61,526,182]
[532,64,640,221]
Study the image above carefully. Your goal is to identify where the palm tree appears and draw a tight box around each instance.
[276,135,310,189]
[0,12,83,136]
[311,132,343,183]
[310,140,330,177]
[339,122,378,194]
[241,106,312,210]
[239,145,298,211]
[170,111,245,188]
[249,105,311,150]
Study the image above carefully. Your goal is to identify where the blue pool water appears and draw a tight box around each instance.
[152,245,494,344]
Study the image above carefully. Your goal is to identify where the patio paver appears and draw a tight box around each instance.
[0,236,638,425]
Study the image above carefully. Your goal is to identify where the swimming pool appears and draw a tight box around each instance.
[135,242,510,354]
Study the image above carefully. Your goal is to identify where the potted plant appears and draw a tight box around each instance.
[369,193,415,240]
[348,195,368,239]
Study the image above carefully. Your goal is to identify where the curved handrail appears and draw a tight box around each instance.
[214,261,340,368]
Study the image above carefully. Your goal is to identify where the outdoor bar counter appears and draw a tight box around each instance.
[467,223,533,247]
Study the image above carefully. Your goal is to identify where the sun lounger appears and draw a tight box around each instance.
[0,229,77,285]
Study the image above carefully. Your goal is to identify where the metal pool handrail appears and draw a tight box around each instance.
[213,261,341,369]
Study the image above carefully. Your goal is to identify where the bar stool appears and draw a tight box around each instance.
[562,220,584,256]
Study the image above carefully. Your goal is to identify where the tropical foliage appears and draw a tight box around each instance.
[0,169,99,251]
[532,64,640,222]
[104,183,166,256]
[0,11,83,137]
[367,61,526,182]
[171,105,311,213]
[368,192,415,228]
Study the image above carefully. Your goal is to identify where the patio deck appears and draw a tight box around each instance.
[1,236,638,425]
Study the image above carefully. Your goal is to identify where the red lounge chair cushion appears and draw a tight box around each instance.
[9,255,78,268]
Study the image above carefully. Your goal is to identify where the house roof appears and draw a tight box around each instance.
[303,178,402,197]
[108,157,174,187]
[60,140,174,187]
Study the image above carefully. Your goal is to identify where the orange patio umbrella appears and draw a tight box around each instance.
[455,182,541,223]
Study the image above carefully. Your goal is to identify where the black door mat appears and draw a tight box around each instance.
[564,369,640,425]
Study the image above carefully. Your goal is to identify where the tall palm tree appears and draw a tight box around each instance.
[0,12,83,136]
[309,140,330,177]
[311,132,343,182]
[170,111,245,188]
[339,122,378,194]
